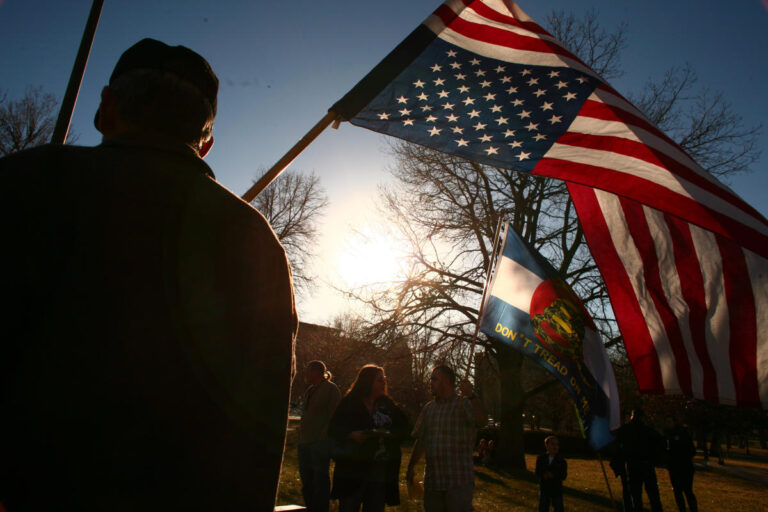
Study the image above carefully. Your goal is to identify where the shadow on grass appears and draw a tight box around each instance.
[474,467,542,508]
[561,485,616,508]
[477,465,618,510]
[479,465,538,484]
[475,470,509,487]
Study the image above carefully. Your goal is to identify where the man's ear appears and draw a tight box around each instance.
[96,86,119,136]
[197,136,213,158]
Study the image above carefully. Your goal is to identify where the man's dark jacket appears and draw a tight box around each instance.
[535,453,567,494]
[616,417,665,465]
[0,136,297,511]
[666,426,696,473]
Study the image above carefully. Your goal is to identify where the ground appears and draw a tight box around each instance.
[277,421,768,511]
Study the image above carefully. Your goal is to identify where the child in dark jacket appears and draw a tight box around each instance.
[535,436,567,512]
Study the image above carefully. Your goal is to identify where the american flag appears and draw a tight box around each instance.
[346,41,598,174]
[569,184,768,408]
[332,0,768,408]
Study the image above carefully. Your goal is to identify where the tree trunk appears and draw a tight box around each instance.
[493,342,526,470]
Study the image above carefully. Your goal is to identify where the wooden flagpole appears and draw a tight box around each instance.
[242,110,340,202]
[51,0,105,145]
[464,214,507,379]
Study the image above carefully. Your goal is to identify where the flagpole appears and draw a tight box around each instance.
[597,453,620,511]
[50,0,105,145]
[242,110,340,202]
[464,214,507,379]
[574,404,620,511]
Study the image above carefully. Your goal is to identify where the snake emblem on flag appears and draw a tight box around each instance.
[530,278,588,364]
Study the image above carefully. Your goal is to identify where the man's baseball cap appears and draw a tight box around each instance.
[94,38,218,128]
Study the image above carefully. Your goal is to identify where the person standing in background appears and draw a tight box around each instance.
[664,415,698,512]
[299,361,341,512]
[406,365,486,512]
[329,365,409,512]
[535,436,567,512]
[616,408,664,512]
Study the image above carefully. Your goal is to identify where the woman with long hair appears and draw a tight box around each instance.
[328,364,408,512]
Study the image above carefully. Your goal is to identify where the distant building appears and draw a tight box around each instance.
[292,322,423,418]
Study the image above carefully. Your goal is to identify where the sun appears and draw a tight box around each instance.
[336,227,405,288]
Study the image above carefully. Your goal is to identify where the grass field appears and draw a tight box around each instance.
[277,424,768,511]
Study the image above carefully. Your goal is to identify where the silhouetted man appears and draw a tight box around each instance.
[616,409,664,512]
[665,415,698,512]
[0,39,297,511]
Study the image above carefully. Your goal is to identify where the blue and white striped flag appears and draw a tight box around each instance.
[479,223,620,450]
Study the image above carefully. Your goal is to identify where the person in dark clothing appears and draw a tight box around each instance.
[0,39,297,511]
[664,416,698,512]
[299,361,342,512]
[709,429,725,465]
[609,446,633,512]
[615,408,664,512]
[535,436,567,512]
[329,365,409,512]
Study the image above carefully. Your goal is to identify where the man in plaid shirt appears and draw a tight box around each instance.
[406,365,486,512]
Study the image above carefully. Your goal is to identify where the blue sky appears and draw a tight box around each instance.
[2,0,766,323]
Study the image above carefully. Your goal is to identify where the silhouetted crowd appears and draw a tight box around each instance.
[610,408,698,512]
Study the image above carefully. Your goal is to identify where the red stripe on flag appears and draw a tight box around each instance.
[463,1,598,73]
[619,199,693,396]
[566,183,664,394]
[433,4,466,27]
[594,82,656,123]
[717,238,760,407]
[555,132,765,222]
[443,14,585,65]
[466,0,556,39]
[578,99,682,151]
[535,158,768,258]
[665,214,720,402]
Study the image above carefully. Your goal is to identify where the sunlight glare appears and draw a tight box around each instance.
[336,227,404,288]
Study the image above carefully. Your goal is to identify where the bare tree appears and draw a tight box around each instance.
[630,64,761,179]
[545,9,627,80]
[0,86,58,156]
[251,170,328,293]
[546,11,762,179]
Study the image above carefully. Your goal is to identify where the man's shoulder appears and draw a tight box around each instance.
[1,143,92,170]
[321,379,341,395]
[421,399,438,413]
[413,400,436,425]
[8,142,267,218]
[0,144,104,207]
[1,143,83,158]
[1,143,284,259]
